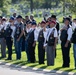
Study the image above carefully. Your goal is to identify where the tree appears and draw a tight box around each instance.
[0,0,11,15]
[69,0,76,16]
[60,0,76,15]
[0,0,4,7]
[30,0,33,13]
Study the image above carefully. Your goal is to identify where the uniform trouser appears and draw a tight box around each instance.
[61,42,71,67]
[14,38,16,53]
[38,43,45,64]
[6,37,13,59]
[28,43,35,63]
[55,48,56,58]
[22,37,25,51]
[25,40,30,61]
[0,38,6,58]
[46,45,55,66]
[73,44,76,68]
[15,38,22,59]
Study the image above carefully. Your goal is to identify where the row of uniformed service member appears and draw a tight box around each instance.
[0,14,76,69]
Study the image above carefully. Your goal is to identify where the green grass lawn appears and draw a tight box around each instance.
[0,44,76,73]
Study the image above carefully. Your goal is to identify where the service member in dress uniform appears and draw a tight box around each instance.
[72,19,76,69]
[46,21,58,66]
[14,15,24,60]
[26,21,37,63]
[21,18,26,51]
[4,17,14,60]
[51,15,60,32]
[60,17,72,67]
[25,21,32,62]
[51,15,60,58]
[0,18,6,58]
[37,21,48,64]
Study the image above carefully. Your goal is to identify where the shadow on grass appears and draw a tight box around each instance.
[11,61,40,69]
[10,61,39,67]
[38,65,48,69]
[64,69,74,72]
[53,67,62,70]
[18,61,35,66]
[29,64,39,67]
[5,60,26,65]
[10,60,47,69]
[12,61,23,64]
[4,60,17,63]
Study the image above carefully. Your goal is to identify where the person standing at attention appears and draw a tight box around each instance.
[46,21,58,66]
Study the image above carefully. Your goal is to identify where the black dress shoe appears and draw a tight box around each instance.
[27,61,31,63]
[39,63,45,64]
[31,61,35,63]
[62,66,69,68]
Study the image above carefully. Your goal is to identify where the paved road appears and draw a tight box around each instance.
[0,64,60,75]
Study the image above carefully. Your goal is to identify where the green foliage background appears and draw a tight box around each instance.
[0,0,76,16]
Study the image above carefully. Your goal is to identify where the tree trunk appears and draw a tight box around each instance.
[30,0,33,14]
[63,0,66,16]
